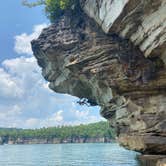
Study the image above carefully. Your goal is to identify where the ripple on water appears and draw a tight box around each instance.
[0,143,140,166]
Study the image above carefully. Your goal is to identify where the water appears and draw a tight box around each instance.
[0,143,140,166]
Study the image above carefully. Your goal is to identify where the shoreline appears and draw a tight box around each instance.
[1,141,116,145]
[0,137,114,145]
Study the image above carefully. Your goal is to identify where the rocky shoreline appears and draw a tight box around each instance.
[137,155,166,166]
[0,137,112,145]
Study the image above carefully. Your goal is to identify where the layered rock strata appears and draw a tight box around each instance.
[82,0,166,61]
[31,0,166,160]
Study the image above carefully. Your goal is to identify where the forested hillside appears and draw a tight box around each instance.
[0,121,115,144]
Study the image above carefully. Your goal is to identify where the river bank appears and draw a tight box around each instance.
[0,136,113,145]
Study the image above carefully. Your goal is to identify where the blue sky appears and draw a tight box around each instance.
[0,0,102,128]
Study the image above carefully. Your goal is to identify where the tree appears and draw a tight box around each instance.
[22,0,79,22]
[0,121,115,142]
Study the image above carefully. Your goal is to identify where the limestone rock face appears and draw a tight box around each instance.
[82,0,166,62]
[32,0,166,156]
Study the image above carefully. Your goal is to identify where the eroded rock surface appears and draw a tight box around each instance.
[138,155,166,166]
[82,0,166,61]
[32,0,166,158]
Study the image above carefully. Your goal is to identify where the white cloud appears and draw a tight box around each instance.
[0,68,23,99]
[39,110,64,127]
[50,110,63,122]
[14,23,48,55]
[72,109,89,118]
[24,110,64,128]
[25,118,40,128]
[2,56,39,75]
[0,23,102,129]
[0,105,22,121]
[42,82,52,92]
[0,56,41,100]
[23,109,103,129]
[68,109,103,125]
[7,105,22,116]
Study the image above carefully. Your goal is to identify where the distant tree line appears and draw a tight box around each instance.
[0,122,115,141]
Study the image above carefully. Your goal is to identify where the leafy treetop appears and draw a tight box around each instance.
[0,121,116,140]
[22,0,79,22]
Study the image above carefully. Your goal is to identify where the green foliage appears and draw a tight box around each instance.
[22,0,45,7]
[0,122,115,141]
[22,0,79,22]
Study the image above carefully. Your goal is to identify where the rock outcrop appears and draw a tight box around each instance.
[31,0,166,162]
[82,0,166,61]
[0,137,110,145]
[138,155,166,166]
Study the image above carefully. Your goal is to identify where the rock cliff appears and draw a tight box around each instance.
[31,0,166,162]
[0,137,110,145]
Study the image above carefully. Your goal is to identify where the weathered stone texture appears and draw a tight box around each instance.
[138,155,166,166]
[82,0,166,62]
[31,0,166,160]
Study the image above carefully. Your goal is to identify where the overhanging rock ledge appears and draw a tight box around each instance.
[31,0,166,161]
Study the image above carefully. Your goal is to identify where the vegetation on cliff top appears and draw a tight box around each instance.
[22,0,79,22]
[0,121,115,141]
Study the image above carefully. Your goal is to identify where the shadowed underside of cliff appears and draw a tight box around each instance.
[31,0,166,163]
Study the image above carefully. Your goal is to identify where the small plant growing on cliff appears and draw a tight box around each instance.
[77,98,97,107]
[22,0,79,22]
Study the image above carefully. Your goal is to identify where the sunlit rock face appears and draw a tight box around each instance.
[32,0,166,157]
[82,0,166,62]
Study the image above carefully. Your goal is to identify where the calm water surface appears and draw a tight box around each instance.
[0,143,140,166]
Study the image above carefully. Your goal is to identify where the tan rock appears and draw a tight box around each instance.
[138,155,166,166]
[157,159,166,166]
